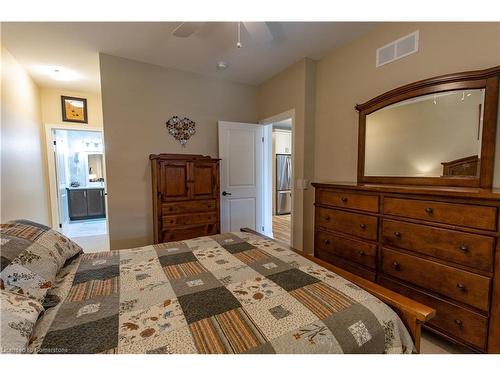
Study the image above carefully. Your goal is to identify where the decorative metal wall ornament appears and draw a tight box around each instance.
[166,116,196,146]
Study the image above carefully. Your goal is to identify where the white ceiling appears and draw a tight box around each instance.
[1,22,376,93]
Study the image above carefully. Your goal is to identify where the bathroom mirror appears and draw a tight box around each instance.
[88,153,104,183]
[356,66,499,188]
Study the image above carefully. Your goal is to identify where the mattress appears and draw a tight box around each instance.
[28,232,414,354]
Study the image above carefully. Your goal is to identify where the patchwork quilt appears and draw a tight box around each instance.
[28,232,414,354]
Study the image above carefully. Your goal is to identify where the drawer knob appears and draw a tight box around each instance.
[456,283,467,292]
[394,231,401,238]
[168,207,173,212]
[341,197,348,203]
[459,244,469,253]
[454,319,463,327]
[359,223,367,230]
[425,207,434,215]
[324,239,331,246]
[357,250,365,257]
[392,261,401,270]
[325,216,331,221]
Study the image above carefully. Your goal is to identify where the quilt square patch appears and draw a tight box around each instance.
[178,286,241,324]
[242,293,317,340]
[222,242,256,254]
[158,252,197,267]
[40,314,118,354]
[226,276,286,305]
[189,308,266,354]
[73,265,119,285]
[119,298,187,346]
[267,268,320,292]
[162,260,206,280]
[169,272,222,297]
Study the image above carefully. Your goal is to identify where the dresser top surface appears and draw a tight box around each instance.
[312,181,500,200]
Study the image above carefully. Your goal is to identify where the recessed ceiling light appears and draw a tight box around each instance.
[38,66,82,81]
[216,61,229,71]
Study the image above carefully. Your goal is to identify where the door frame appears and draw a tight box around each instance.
[259,109,296,247]
[43,123,109,236]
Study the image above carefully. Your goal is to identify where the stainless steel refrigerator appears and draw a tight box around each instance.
[276,154,292,215]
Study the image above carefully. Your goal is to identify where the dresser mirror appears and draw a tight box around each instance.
[356,66,500,188]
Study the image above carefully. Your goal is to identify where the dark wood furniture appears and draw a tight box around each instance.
[241,227,436,353]
[441,155,480,177]
[67,187,106,220]
[312,65,500,354]
[150,154,220,243]
[312,183,500,353]
[356,66,500,188]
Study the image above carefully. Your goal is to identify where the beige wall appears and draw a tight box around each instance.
[257,58,316,252]
[1,47,50,224]
[99,54,257,249]
[40,88,103,127]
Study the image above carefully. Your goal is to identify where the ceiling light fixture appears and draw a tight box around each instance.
[216,61,229,71]
[39,66,82,81]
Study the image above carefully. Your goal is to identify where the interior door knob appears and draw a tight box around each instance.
[222,191,232,196]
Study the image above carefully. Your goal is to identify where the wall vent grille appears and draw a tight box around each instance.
[376,31,419,67]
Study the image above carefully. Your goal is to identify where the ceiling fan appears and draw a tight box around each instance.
[172,22,276,47]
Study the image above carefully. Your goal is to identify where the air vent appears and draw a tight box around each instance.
[376,31,419,67]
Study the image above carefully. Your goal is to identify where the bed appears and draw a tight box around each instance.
[1,220,434,354]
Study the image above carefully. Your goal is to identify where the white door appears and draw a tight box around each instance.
[218,121,268,234]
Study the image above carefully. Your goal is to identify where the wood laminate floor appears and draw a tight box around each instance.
[272,214,291,245]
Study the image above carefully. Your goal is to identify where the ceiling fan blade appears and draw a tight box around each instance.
[242,22,275,43]
[172,22,205,38]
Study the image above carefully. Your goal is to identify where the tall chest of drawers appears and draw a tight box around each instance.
[312,182,500,353]
[150,154,220,243]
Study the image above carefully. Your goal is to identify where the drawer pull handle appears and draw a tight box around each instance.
[454,319,463,327]
[456,283,467,292]
[359,223,367,230]
[394,231,401,238]
[357,250,365,257]
[392,261,401,270]
[341,197,348,203]
[425,207,434,214]
[324,239,331,246]
[459,244,469,253]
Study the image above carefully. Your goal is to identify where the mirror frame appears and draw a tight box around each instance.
[356,66,500,188]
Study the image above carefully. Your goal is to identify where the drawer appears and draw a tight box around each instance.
[161,224,218,243]
[162,212,217,228]
[316,230,377,269]
[379,276,488,350]
[317,207,378,241]
[162,199,217,215]
[383,197,497,231]
[318,189,379,213]
[382,220,494,272]
[381,248,491,311]
[315,249,376,282]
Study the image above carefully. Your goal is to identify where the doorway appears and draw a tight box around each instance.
[46,126,109,252]
[260,110,294,247]
[271,119,292,245]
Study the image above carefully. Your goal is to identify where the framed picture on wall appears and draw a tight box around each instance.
[61,96,88,123]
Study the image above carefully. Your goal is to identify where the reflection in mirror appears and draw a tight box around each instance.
[364,89,485,178]
[88,154,104,182]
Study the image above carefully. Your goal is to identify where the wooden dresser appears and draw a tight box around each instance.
[150,154,220,243]
[312,182,500,353]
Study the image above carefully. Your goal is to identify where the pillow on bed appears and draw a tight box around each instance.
[1,220,83,266]
[0,220,83,303]
[0,289,44,353]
